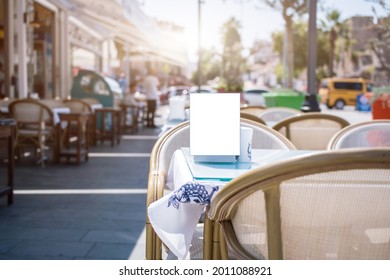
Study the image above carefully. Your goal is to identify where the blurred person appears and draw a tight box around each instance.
[121,82,141,131]
[118,72,128,94]
[143,68,160,128]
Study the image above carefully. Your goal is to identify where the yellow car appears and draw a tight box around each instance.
[319,77,373,109]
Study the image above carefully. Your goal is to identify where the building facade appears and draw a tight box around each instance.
[335,16,390,86]
[0,0,189,100]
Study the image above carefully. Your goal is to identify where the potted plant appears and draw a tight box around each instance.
[371,87,390,119]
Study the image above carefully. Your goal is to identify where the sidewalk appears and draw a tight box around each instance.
[0,114,165,260]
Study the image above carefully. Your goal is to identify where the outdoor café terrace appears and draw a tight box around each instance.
[0,98,389,260]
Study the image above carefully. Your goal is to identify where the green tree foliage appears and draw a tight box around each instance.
[320,8,349,77]
[272,21,329,80]
[220,17,246,92]
[316,28,331,81]
[191,48,221,85]
[260,0,308,88]
[191,17,247,91]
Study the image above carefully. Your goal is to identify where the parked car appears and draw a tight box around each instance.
[243,87,269,106]
[319,77,373,109]
[190,86,249,105]
[189,86,217,93]
[159,86,190,105]
[189,85,217,93]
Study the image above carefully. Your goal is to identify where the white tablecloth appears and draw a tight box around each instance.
[0,103,70,128]
[0,106,8,113]
[90,104,103,112]
[52,107,71,128]
[147,148,315,259]
[148,150,223,259]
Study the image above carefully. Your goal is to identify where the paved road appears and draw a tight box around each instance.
[319,104,372,124]
[0,122,161,260]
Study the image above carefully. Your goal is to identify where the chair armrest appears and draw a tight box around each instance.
[145,170,166,260]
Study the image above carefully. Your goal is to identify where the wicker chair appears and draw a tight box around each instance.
[240,112,266,125]
[146,119,296,260]
[8,99,57,167]
[63,98,97,146]
[63,98,93,113]
[272,113,350,150]
[328,120,390,149]
[40,99,65,109]
[258,107,301,126]
[240,106,266,118]
[208,148,390,259]
[82,97,101,107]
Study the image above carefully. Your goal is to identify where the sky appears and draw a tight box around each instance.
[140,0,388,62]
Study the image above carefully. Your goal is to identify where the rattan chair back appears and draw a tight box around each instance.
[328,120,390,149]
[240,106,266,118]
[64,99,93,113]
[272,113,350,150]
[208,148,390,260]
[240,112,266,125]
[8,99,56,166]
[259,107,301,125]
[40,99,65,109]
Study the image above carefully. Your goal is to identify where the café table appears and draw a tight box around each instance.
[52,107,71,128]
[90,103,103,112]
[1,101,70,128]
[147,148,314,259]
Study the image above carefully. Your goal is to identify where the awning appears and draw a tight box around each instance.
[59,0,188,67]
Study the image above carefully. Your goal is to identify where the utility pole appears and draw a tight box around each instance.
[198,0,202,92]
[301,0,321,112]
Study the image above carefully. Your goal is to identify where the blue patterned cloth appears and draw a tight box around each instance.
[167,182,220,209]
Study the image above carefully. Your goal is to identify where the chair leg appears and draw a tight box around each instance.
[212,222,222,259]
[155,234,162,260]
[145,223,154,260]
[7,132,14,205]
[38,133,45,168]
[203,211,213,260]
[219,225,229,259]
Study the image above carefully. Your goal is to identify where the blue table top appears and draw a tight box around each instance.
[181,147,313,181]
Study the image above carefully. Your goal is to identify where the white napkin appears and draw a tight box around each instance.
[52,107,71,129]
[148,150,222,259]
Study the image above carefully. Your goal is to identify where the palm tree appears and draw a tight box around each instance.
[261,0,308,88]
[321,9,345,77]
[221,17,245,91]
